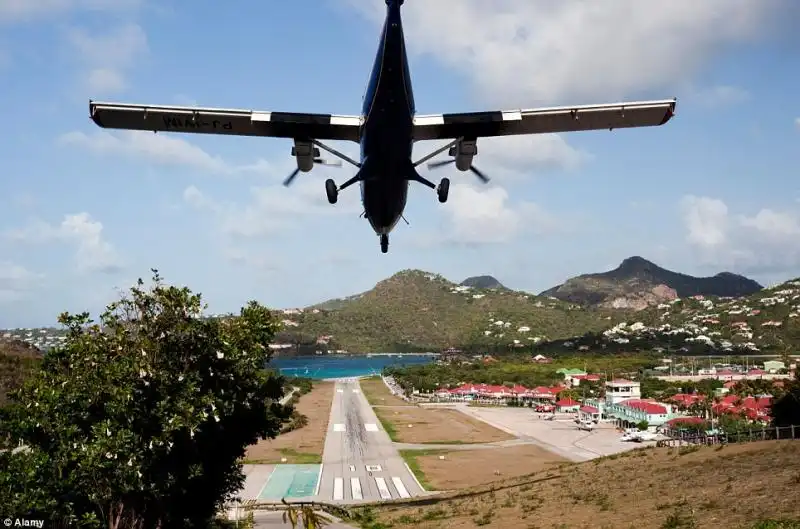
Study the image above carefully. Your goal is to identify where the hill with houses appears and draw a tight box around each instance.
[273,266,800,354]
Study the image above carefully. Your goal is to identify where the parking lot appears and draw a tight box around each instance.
[456,406,650,461]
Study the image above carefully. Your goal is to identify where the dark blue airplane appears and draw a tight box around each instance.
[89,0,676,254]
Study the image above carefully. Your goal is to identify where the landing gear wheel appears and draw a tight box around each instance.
[325,178,338,204]
[437,177,450,203]
[380,234,389,254]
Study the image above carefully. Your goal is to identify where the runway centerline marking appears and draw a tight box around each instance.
[333,477,344,501]
[375,477,392,500]
[350,477,363,500]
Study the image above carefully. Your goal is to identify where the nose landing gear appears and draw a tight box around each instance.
[380,234,389,254]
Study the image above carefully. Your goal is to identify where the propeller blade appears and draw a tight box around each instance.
[470,165,490,183]
[427,159,455,170]
[282,167,300,187]
[314,158,343,167]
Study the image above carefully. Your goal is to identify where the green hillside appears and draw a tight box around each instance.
[279,269,627,352]
[277,272,800,354]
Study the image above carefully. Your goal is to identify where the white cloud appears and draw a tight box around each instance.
[0,262,42,303]
[59,130,236,174]
[0,0,140,23]
[67,23,147,95]
[346,0,783,106]
[184,177,361,242]
[795,117,800,128]
[691,85,750,108]
[681,194,800,275]
[431,183,560,245]
[5,213,123,274]
[456,135,588,180]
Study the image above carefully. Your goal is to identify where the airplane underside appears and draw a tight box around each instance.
[86,0,676,256]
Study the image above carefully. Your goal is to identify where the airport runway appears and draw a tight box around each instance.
[316,378,423,504]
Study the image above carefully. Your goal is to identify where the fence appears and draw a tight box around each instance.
[656,424,799,447]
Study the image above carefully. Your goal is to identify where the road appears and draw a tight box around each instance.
[316,378,424,504]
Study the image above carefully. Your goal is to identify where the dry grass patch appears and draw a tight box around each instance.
[363,441,800,529]
[410,444,567,491]
[244,381,334,464]
[359,376,413,407]
[377,406,513,444]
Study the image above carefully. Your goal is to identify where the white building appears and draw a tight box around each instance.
[605,379,641,404]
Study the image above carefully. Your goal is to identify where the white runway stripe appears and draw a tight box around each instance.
[349,465,356,472]
[333,423,345,432]
[333,477,344,501]
[350,477,362,500]
[375,477,392,500]
[392,477,410,498]
[364,423,378,432]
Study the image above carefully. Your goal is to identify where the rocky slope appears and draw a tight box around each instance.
[540,256,762,310]
[460,275,505,289]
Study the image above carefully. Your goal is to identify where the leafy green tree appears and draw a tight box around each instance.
[636,420,649,431]
[0,271,290,528]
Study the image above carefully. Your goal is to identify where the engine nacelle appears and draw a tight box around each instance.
[291,140,319,172]
[448,139,477,171]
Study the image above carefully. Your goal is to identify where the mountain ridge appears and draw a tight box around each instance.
[540,256,762,309]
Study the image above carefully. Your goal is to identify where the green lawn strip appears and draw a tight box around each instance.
[243,448,322,465]
[398,449,446,491]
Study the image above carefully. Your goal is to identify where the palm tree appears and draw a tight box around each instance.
[281,499,334,529]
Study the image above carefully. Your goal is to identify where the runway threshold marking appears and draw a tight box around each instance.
[333,477,344,501]
[350,477,363,500]
[333,423,345,432]
[337,389,343,393]
[349,465,356,472]
[352,389,360,393]
[375,477,392,500]
[392,477,411,499]
[364,423,378,432]
[365,464,382,472]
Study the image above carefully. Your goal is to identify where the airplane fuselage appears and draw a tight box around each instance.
[359,0,414,236]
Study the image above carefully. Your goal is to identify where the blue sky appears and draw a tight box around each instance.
[1,0,799,327]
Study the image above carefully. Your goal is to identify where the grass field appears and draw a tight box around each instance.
[362,441,800,529]
[374,405,514,444]
[402,444,567,491]
[359,376,414,407]
[243,381,334,464]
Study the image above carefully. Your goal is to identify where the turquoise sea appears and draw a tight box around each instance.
[271,354,434,379]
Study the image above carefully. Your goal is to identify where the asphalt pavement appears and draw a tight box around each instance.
[316,378,424,504]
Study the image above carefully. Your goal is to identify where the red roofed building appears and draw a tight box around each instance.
[605,398,671,428]
[556,398,580,412]
[579,405,601,422]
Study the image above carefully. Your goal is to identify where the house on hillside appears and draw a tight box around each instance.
[556,368,586,380]
[763,360,785,373]
[568,373,602,387]
[532,354,552,363]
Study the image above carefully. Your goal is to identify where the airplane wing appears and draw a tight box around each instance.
[412,99,676,141]
[89,101,362,142]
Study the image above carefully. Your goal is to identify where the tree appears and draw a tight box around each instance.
[771,371,800,428]
[636,420,649,431]
[0,271,291,528]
